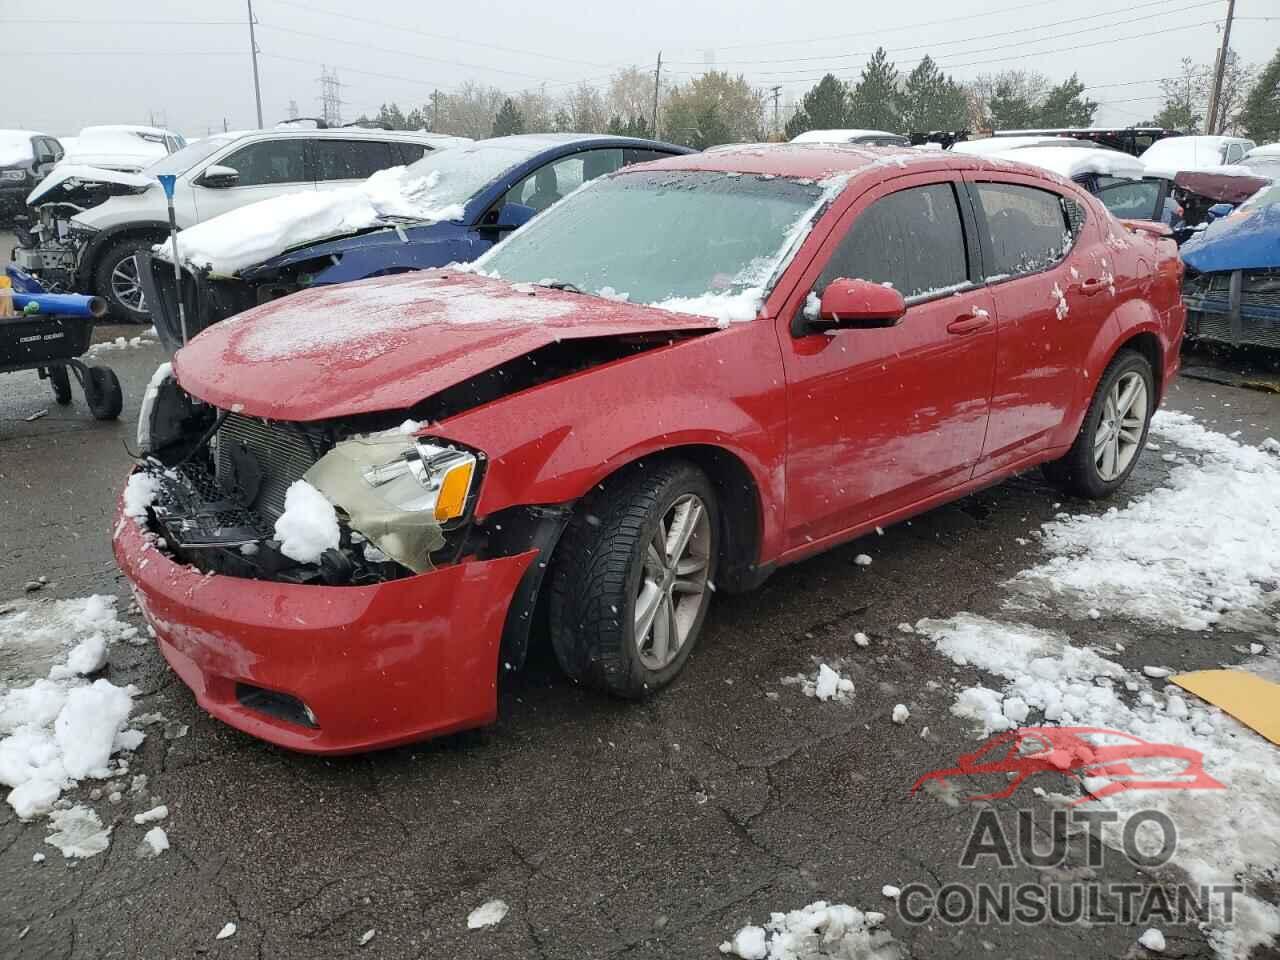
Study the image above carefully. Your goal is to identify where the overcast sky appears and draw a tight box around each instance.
[7,0,1278,137]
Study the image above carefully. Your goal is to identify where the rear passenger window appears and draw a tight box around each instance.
[395,143,428,165]
[974,183,1072,280]
[819,183,970,300]
[314,140,396,181]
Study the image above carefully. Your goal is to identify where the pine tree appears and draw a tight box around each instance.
[491,98,525,137]
[988,79,1039,129]
[1036,73,1098,127]
[899,56,970,134]
[785,74,852,139]
[1240,48,1280,142]
[849,48,902,132]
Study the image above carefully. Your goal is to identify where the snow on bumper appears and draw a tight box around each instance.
[112,501,534,754]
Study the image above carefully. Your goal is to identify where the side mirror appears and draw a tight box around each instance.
[1205,202,1234,222]
[495,202,535,231]
[796,278,907,336]
[197,164,240,189]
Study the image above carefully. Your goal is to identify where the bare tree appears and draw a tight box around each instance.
[607,67,662,126]
[1211,52,1255,135]
[562,82,607,133]
[515,87,554,133]
[435,82,506,138]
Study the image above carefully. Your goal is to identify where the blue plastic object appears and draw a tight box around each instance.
[12,292,106,318]
[1182,202,1280,275]
[157,174,177,199]
[5,263,47,294]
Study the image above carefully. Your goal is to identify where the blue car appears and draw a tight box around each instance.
[1181,180,1280,350]
[140,134,691,350]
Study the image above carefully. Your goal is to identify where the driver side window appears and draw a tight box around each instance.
[501,149,625,213]
[217,140,309,187]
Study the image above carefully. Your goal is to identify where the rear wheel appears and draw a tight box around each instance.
[548,461,719,699]
[1043,349,1154,499]
[84,365,123,420]
[93,238,155,322]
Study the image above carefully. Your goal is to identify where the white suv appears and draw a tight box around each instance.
[16,127,467,320]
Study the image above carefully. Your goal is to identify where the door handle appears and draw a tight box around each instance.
[946,315,992,335]
[1079,278,1107,296]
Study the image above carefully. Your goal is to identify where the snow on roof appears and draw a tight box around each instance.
[79,124,174,137]
[64,126,170,168]
[154,165,466,276]
[1245,143,1280,159]
[952,136,1086,155]
[990,146,1146,181]
[790,129,902,143]
[1140,135,1252,177]
[0,129,41,165]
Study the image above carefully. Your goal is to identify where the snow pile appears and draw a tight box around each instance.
[919,614,1280,959]
[45,804,112,858]
[782,662,854,702]
[649,287,765,326]
[138,826,169,858]
[87,331,156,357]
[719,901,899,959]
[274,480,340,565]
[466,898,509,929]
[0,130,36,166]
[0,596,141,822]
[154,166,466,276]
[1007,411,1280,630]
[123,470,162,521]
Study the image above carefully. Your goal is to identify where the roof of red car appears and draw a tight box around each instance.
[636,142,971,180]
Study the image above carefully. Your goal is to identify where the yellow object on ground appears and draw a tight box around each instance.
[1171,670,1280,745]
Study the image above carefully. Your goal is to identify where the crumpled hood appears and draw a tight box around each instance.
[1181,202,1280,274]
[241,220,456,279]
[27,164,152,206]
[173,271,721,420]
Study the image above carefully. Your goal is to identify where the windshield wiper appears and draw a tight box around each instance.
[540,281,584,294]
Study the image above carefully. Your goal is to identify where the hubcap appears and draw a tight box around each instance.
[1095,371,1148,481]
[634,493,712,670]
[110,254,146,312]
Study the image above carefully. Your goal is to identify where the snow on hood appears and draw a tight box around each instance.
[153,166,465,276]
[1140,136,1245,179]
[172,271,722,420]
[990,146,1145,181]
[26,164,153,205]
[1181,202,1280,274]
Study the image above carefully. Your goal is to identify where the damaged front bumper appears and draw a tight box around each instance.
[1183,268,1280,350]
[114,500,535,753]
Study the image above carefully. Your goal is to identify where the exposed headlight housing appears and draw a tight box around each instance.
[361,440,478,523]
[0,170,26,182]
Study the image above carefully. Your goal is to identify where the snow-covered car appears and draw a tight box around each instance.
[1139,135,1257,179]
[0,130,63,217]
[1236,143,1280,180]
[58,125,185,173]
[790,129,910,147]
[1181,179,1280,350]
[13,128,467,321]
[116,145,1184,752]
[958,140,1173,223]
[138,134,691,351]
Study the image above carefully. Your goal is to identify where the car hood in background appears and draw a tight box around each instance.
[173,271,722,420]
[1173,171,1272,206]
[240,220,457,279]
[1181,202,1280,274]
[26,164,153,206]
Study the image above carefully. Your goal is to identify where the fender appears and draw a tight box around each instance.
[76,219,172,289]
[433,318,790,564]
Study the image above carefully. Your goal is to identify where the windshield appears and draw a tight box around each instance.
[146,135,238,176]
[477,169,832,315]
[1242,156,1280,180]
[400,140,547,212]
[1239,182,1280,214]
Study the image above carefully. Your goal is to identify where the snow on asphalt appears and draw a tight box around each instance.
[916,412,1280,959]
[720,901,900,959]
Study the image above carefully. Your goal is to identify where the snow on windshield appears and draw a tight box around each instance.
[478,169,846,326]
[0,131,34,166]
[1140,136,1236,175]
[154,167,467,276]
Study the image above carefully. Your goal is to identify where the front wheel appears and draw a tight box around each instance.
[93,238,154,322]
[1043,349,1154,499]
[548,461,719,699]
[84,365,123,420]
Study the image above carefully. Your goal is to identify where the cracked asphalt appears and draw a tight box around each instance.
[1,267,1278,958]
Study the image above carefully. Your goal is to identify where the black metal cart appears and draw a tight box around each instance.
[0,310,123,420]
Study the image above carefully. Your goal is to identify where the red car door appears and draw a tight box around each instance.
[776,174,998,552]
[963,175,1108,475]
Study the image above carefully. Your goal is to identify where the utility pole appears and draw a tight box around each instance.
[1205,0,1236,135]
[247,0,264,128]
[651,52,662,139]
[770,85,782,138]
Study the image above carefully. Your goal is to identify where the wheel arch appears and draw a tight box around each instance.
[77,221,173,290]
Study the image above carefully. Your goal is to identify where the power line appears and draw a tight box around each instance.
[6,18,242,24]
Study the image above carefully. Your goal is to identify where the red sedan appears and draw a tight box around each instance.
[115,145,1184,752]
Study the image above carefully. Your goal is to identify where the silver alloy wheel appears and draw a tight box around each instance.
[1094,370,1148,481]
[110,254,146,312]
[634,493,712,670]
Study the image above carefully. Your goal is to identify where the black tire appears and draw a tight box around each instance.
[92,238,156,322]
[548,460,720,699]
[85,365,123,421]
[47,366,72,405]
[1042,349,1154,499]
